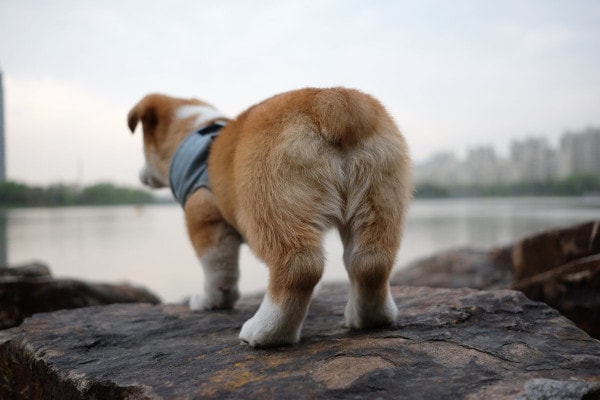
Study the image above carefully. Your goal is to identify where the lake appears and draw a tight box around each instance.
[2,197,599,302]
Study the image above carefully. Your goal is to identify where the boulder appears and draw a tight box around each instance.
[511,220,600,281]
[0,262,161,330]
[512,254,600,338]
[391,246,513,289]
[0,262,51,278]
[1,284,599,399]
[392,221,600,339]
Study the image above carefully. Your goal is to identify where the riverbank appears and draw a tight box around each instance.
[0,181,155,207]
[415,172,600,198]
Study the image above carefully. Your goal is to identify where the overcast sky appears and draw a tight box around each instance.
[1,0,599,186]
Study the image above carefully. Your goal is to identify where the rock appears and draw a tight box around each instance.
[0,262,161,330]
[392,221,600,339]
[517,378,600,400]
[512,254,600,338]
[1,284,599,399]
[0,261,51,278]
[512,220,600,281]
[391,246,513,289]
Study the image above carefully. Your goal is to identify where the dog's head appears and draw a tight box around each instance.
[127,93,226,188]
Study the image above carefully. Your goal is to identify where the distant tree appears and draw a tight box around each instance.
[45,184,78,206]
[80,182,155,205]
[0,181,30,206]
[0,181,155,207]
[555,173,600,195]
[415,173,600,198]
[415,183,450,198]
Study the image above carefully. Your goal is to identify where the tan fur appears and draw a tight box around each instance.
[128,88,412,346]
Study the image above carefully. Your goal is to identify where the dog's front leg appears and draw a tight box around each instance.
[184,189,242,310]
[190,229,241,310]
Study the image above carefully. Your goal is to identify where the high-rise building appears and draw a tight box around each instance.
[465,146,502,185]
[559,128,600,178]
[413,152,467,185]
[0,69,5,181]
[414,129,599,186]
[510,137,557,183]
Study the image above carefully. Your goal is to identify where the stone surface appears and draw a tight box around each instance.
[513,254,600,339]
[0,263,161,330]
[392,221,600,339]
[511,220,600,281]
[0,262,51,278]
[2,284,600,399]
[391,247,513,289]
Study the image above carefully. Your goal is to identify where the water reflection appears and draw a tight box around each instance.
[402,197,600,259]
[3,197,600,302]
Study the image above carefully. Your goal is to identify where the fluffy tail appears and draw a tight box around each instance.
[310,88,391,148]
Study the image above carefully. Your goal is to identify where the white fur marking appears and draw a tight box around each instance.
[240,294,294,347]
[139,163,166,188]
[240,292,309,347]
[139,150,168,188]
[175,105,226,129]
[189,232,240,310]
[344,284,398,329]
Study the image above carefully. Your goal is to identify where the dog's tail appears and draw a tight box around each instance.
[310,88,392,149]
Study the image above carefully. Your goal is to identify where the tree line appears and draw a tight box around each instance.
[3,173,598,206]
[416,173,600,198]
[0,181,156,207]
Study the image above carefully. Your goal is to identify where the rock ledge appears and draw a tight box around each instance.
[1,284,599,399]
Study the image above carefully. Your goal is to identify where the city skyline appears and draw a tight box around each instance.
[415,126,600,185]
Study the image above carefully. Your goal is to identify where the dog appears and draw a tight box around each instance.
[127,88,412,347]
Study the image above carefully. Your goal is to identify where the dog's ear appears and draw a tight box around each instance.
[127,105,140,133]
[127,98,158,136]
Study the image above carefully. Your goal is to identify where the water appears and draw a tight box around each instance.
[2,197,599,302]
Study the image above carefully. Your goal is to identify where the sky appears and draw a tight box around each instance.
[1,0,599,187]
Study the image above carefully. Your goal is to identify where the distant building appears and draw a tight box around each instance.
[510,137,557,183]
[559,128,600,178]
[414,128,599,186]
[465,146,502,185]
[413,152,466,185]
[0,70,5,181]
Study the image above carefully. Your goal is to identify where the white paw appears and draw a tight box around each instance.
[189,293,205,310]
[345,289,398,329]
[239,295,303,347]
[189,287,239,311]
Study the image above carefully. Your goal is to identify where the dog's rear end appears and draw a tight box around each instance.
[206,88,412,346]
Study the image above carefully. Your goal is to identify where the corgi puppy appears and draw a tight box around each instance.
[127,88,412,347]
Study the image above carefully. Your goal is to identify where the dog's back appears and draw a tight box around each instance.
[210,87,411,248]
[208,87,412,346]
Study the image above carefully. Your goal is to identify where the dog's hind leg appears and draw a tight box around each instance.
[339,181,411,328]
[184,188,242,310]
[340,220,400,329]
[239,229,325,347]
[339,139,411,329]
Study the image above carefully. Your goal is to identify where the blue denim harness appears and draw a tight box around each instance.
[169,124,224,206]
